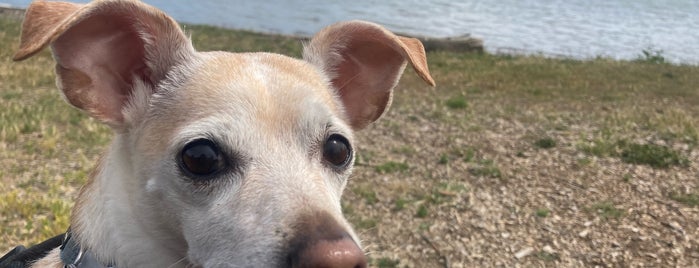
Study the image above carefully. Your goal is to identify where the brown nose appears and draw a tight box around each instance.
[294,235,366,268]
[287,211,367,268]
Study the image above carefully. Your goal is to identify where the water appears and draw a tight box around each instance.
[3,0,698,64]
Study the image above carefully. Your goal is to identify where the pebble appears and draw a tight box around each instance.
[543,245,555,253]
[668,221,685,234]
[514,247,534,259]
[579,229,590,238]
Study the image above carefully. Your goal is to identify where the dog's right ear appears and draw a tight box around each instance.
[303,21,435,130]
[13,0,194,129]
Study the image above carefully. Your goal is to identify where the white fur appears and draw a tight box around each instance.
[14,1,433,267]
[64,53,360,267]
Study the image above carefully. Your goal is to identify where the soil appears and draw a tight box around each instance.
[343,78,699,267]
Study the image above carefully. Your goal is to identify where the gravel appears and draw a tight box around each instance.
[343,88,699,267]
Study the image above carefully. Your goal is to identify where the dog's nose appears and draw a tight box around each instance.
[295,235,366,268]
[287,211,367,268]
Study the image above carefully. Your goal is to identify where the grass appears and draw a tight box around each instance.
[669,192,699,207]
[353,186,378,205]
[375,161,410,174]
[438,154,449,164]
[636,47,666,64]
[374,257,400,268]
[619,142,688,168]
[591,202,624,220]
[535,208,551,218]
[355,218,378,230]
[536,251,559,262]
[424,183,467,205]
[535,137,557,149]
[415,204,429,218]
[393,197,407,211]
[469,159,502,179]
[445,95,468,109]
[580,139,688,168]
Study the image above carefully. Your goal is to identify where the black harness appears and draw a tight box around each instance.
[0,229,112,268]
[1,233,63,268]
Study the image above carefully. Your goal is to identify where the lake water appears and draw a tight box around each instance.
[3,0,698,64]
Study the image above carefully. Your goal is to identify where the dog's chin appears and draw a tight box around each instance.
[185,254,285,268]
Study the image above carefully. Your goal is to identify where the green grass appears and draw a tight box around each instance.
[393,197,407,211]
[374,257,400,268]
[580,139,688,168]
[534,137,557,149]
[375,161,410,174]
[535,208,551,218]
[428,183,467,205]
[415,204,428,218]
[353,187,378,205]
[355,217,378,230]
[469,159,502,179]
[591,202,624,220]
[445,95,468,109]
[622,173,632,182]
[669,192,699,207]
[619,142,688,168]
[438,154,449,164]
[536,251,559,262]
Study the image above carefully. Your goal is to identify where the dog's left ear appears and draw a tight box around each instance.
[13,0,193,129]
[304,20,435,130]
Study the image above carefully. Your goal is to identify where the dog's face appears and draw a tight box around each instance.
[14,0,433,266]
[132,53,358,265]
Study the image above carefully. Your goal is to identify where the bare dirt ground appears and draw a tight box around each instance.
[344,69,699,267]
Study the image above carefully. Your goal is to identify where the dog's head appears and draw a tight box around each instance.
[14,0,434,267]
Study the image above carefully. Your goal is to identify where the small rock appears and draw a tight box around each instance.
[668,221,685,234]
[514,247,534,259]
[542,245,555,254]
[584,221,593,227]
[579,229,590,238]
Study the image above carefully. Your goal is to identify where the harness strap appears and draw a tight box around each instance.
[0,234,64,268]
[60,228,113,268]
[0,229,112,268]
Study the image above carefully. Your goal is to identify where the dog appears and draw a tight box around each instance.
[4,0,434,267]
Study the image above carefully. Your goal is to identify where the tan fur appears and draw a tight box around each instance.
[28,248,62,268]
[13,1,433,267]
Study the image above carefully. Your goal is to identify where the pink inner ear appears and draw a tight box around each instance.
[332,38,406,129]
[52,13,148,123]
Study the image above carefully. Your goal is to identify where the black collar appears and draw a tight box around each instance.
[0,228,114,268]
[0,233,63,268]
[60,228,113,268]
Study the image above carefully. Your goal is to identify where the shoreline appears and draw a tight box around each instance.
[0,6,484,53]
[3,5,695,65]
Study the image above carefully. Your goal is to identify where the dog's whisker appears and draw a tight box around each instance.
[167,257,188,268]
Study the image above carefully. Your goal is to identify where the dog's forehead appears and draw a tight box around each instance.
[141,52,345,153]
[182,52,341,127]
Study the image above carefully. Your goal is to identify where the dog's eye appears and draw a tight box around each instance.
[323,134,352,168]
[180,139,225,177]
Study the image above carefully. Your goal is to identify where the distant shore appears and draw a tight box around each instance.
[0,6,483,53]
[0,5,22,18]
